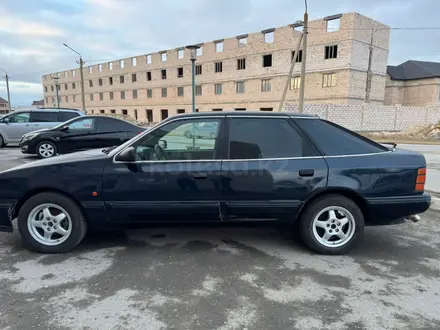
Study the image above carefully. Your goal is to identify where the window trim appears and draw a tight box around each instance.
[112,116,389,164]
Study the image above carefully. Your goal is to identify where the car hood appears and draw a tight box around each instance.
[0,148,108,174]
[23,128,52,137]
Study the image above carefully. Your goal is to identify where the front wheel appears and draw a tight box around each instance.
[17,192,87,253]
[36,141,57,159]
[299,194,364,255]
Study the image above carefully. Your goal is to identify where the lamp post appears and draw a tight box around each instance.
[186,45,200,113]
[63,43,86,114]
[0,68,12,112]
[298,0,308,113]
[51,75,60,108]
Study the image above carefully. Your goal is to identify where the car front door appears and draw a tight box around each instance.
[0,112,32,143]
[102,116,224,223]
[220,116,328,221]
[57,117,98,153]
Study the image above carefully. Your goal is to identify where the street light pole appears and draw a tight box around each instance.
[298,0,308,113]
[63,43,86,114]
[186,45,200,113]
[51,75,60,108]
[0,68,12,112]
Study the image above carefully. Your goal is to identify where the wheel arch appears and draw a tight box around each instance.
[296,188,370,224]
[12,188,87,223]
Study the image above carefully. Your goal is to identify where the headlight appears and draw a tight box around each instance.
[22,134,38,142]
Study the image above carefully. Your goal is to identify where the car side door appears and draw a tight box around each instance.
[95,117,137,148]
[57,117,97,153]
[29,111,59,132]
[102,116,225,223]
[0,112,31,142]
[220,116,328,221]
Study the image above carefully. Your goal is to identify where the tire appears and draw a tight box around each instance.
[0,135,3,147]
[36,141,57,159]
[299,194,364,255]
[17,192,87,253]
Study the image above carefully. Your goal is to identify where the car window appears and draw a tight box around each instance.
[6,112,30,123]
[134,119,221,161]
[97,117,135,131]
[295,119,388,156]
[58,111,80,122]
[228,118,314,159]
[68,118,95,130]
[30,111,58,122]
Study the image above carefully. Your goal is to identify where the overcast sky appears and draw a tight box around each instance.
[0,0,439,106]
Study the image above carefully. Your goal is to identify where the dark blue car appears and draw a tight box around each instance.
[0,112,431,254]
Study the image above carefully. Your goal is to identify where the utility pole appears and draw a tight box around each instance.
[63,43,86,114]
[365,27,374,103]
[0,68,12,112]
[186,45,200,113]
[298,0,308,113]
[51,75,60,108]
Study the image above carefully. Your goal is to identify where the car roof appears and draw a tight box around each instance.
[9,108,82,113]
[172,111,317,119]
[81,115,142,127]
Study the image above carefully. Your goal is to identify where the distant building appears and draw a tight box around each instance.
[32,99,44,108]
[42,12,390,122]
[0,97,9,114]
[385,60,440,106]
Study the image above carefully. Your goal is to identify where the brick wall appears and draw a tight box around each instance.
[284,103,440,131]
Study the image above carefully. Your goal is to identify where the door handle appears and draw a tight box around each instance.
[25,124,30,127]
[191,172,208,179]
[299,169,314,177]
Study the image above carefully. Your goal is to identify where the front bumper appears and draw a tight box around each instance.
[0,200,16,232]
[365,193,431,225]
[19,139,37,154]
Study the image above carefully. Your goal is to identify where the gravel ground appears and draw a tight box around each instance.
[0,146,439,330]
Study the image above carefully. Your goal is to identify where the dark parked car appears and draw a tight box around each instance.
[20,115,144,158]
[0,112,431,254]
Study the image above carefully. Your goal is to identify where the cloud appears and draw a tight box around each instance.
[0,0,439,106]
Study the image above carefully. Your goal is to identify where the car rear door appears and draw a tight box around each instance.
[95,117,137,148]
[220,115,328,221]
[102,116,224,223]
[29,111,58,131]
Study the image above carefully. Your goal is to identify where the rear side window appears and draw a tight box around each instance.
[228,118,315,159]
[30,111,58,122]
[97,118,135,131]
[295,119,388,156]
[58,111,80,122]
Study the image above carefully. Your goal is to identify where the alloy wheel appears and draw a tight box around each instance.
[38,144,55,158]
[27,203,72,246]
[312,206,356,248]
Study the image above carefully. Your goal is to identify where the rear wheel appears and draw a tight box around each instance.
[17,192,87,253]
[299,194,364,255]
[36,141,57,159]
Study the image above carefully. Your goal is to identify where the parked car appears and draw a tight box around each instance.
[0,108,83,147]
[184,121,218,139]
[19,115,144,159]
[0,112,431,254]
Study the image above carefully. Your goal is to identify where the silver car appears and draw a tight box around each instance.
[0,108,83,147]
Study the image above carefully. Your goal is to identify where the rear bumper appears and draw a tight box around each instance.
[366,193,431,225]
[0,200,16,233]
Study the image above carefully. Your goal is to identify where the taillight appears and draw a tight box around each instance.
[415,168,426,192]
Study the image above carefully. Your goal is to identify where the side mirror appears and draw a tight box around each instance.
[3,118,10,124]
[158,139,167,150]
[60,125,69,132]
[115,146,136,162]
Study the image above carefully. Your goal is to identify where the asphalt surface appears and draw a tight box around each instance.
[1,146,440,330]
